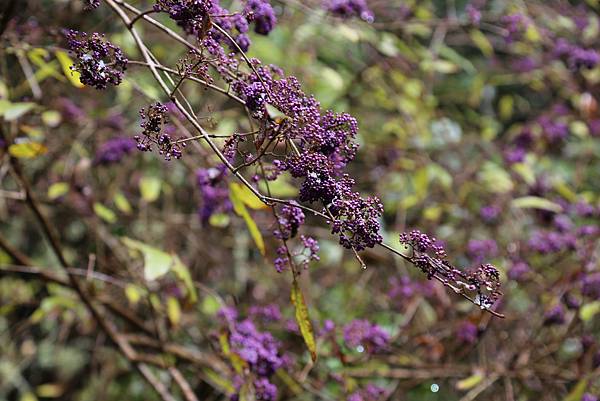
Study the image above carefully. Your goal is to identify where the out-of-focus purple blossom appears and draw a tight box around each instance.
[467,239,498,263]
[573,201,596,217]
[504,147,527,164]
[588,119,600,136]
[544,304,566,326]
[466,4,481,25]
[553,214,574,232]
[537,115,569,142]
[347,384,386,401]
[94,137,136,165]
[196,166,232,222]
[501,13,529,43]
[562,292,581,310]
[480,205,500,222]
[58,98,86,122]
[245,0,277,35]
[218,306,238,322]
[249,304,282,322]
[253,378,277,401]
[578,225,600,237]
[568,47,600,69]
[343,319,389,354]
[582,394,598,401]
[529,230,576,254]
[457,321,479,344]
[230,319,283,376]
[320,319,336,335]
[64,30,128,89]
[326,0,374,23]
[284,318,299,333]
[511,57,538,73]
[583,272,600,300]
[508,261,531,281]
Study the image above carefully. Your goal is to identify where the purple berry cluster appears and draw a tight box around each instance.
[231,65,383,252]
[94,137,136,165]
[274,203,305,240]
[325,0,374,23]
[399,230,502,310]
[64,30,128,89]
[343,319,389,354]
[554,38,600,69]
[135,103,185,161]
[154,0,277,52]
[244,0,277,35]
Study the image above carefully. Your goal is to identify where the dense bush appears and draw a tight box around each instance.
[0,0,599,400]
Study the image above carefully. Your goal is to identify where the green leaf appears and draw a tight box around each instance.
[8,140,47,159]
[512,196,563,213]
[470,29,493,56]
[93,203,117,224]
[579,301,600,321]
[55,50,84,88]
[229,184,265,255]
[121,237,174,281]
[291,279,317,362]
[456,374,484,390]
[47,182,69,200]
[209,213,230,228]
[172,255,197,303]
[0,100,35,121]
[114,192,132,214]
[139,176,161,203]
[563,379,588,401]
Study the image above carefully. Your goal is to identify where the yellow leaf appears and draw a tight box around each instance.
[93,203,117,223]
[564,379,588,401]
[114,192,132,214]
[291,279,317,362]
[456,374,484,390]
[8,141,47,159]
[47,182,69,200]
[229,182,266,209]
[55,50,84,88]
[125,284,143,305]
[139,176,161,203]
[229,186,265,255]
[166,296,181,326]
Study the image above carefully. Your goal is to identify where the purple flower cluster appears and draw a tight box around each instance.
[244,0,277,35]
[228,318,282,398]
[325,0,374,23]
[249,304,282,322]
[501,13,530,43]
[467,239,498,263]
[480,205,501,222]
[456,321,479,344]
[554,38,600,69]
[94,137,136,165]
[508,260,531,281]
[196,166,232,222]
[299,235,320,269]
[465,4,481,25]
[343,319,389,354]
[64,30,128,89]
[582,272,600,300]
[528,229,576,254]
[135,103,185,161]
[347,384,386,401]
[544,304,566,326]
[274,203,305,240]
